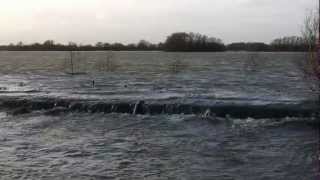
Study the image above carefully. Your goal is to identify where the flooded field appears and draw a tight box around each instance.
[0,51,316,102]
[0,51,318,179]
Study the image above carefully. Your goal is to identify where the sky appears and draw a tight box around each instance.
[0,0,317,45]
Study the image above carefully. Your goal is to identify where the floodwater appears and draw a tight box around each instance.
[0,51,318,179]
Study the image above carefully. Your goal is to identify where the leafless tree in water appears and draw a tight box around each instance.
[64,51,87,75]
[167,54,188,74]
[96,51,118,72]
[64,51,74,75]
[296,8,319,94]
[243,53,260,73]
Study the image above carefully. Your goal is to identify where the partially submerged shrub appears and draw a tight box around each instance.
[95,51,119,72]
[243,53,260,73]
[297,9,319,94]
[167,54,188,74]
[64,51,88,75]
[295,53,319,93]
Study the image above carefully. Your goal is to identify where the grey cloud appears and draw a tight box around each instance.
[0,0,317,44]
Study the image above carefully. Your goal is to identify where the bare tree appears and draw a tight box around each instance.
[294,6,320,115]
[167,54,188,74]
[302,9,319,52]
[299,8,320,94]
[64,51,87,75]
[243,53,260,73]
[302,10,320,76]
[68,51,75,75]
[105,51,117,71]
[95,51,118,72]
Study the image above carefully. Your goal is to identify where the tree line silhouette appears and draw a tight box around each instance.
[0,32,311,52]
[0,40,161,51]
[164,32,226,51]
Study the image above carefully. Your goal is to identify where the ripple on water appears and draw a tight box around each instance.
[0,111,316,179]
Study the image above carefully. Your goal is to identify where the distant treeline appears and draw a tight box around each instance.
[0,40,161,51]
[163,32,226,52]
[228,36,310,52]
[0,33,311,52]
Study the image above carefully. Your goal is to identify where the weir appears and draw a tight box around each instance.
[0,97,317,119]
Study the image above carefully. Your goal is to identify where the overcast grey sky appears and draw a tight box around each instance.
[0,0,317,45]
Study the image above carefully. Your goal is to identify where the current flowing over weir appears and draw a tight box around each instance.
[0,51,317,120]
[1,98,318,119]
[0,52,318,179]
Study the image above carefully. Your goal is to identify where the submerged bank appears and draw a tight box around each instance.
[0,97,318,120]
[0,51,317,119]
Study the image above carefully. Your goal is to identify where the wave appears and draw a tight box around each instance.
[0,97,318,119]
[0,90,41,94]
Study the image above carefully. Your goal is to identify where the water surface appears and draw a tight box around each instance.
[0,51,317,179]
